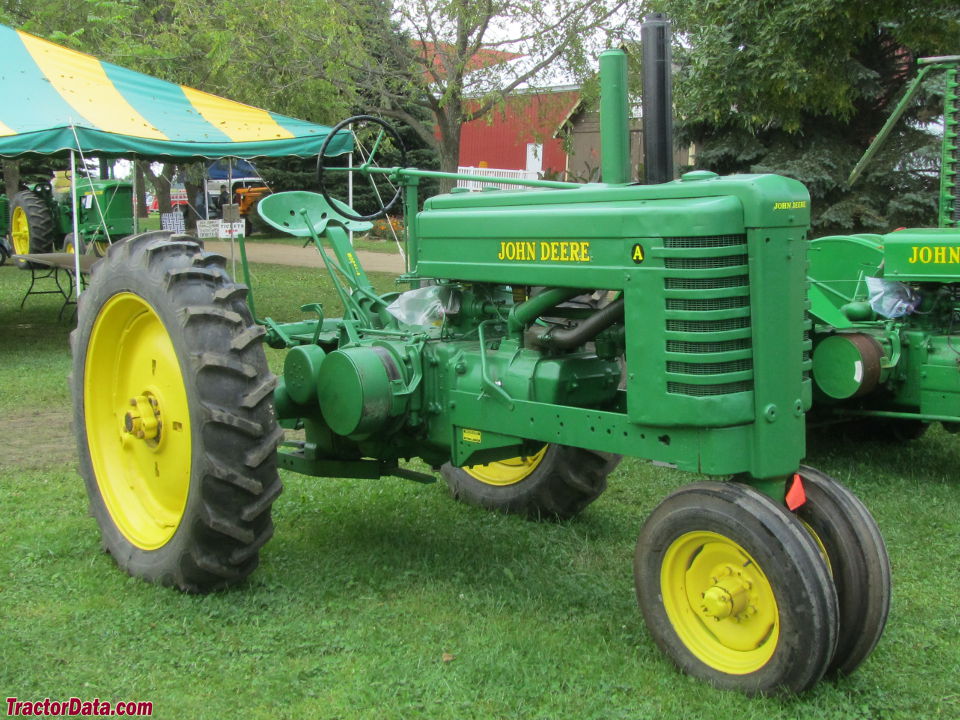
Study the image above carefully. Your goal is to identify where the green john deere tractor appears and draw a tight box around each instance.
[7,178,134,268]
[806,55,960,438]
[70,38,890,696]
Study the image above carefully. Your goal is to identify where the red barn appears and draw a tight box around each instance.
[458,87,581,177]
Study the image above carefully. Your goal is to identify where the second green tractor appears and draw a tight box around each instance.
[6,178,133,266]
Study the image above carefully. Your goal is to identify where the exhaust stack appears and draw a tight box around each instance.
[641,13,674,184]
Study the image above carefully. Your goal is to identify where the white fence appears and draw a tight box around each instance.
[456,166,540,191]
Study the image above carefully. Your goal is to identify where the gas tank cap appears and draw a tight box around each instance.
[680,170,719,182]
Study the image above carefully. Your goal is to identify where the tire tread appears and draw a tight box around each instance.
[72,232,282,593]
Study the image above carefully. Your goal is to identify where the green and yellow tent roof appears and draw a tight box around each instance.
[0,25,350,159]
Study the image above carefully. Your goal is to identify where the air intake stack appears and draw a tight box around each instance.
[599,48,631,184]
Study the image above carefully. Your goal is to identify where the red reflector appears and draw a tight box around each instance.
[786,473,806,510]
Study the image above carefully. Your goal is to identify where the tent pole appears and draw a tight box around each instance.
[71,150,82,299]
[133,157,140,234]
[228,158,235,276]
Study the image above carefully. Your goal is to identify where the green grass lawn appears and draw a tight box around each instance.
[0,258,958,719]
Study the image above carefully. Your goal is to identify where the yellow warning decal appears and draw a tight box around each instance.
[462,429,482,443]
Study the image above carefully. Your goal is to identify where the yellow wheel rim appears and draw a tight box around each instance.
[463,445,548,486]
[65,240,76,254]
[661,531,780,675]
[11,206,30,254]
[84,292,192,550]
[799,519,833,576]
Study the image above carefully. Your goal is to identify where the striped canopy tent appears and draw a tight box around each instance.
[0,25,350,160]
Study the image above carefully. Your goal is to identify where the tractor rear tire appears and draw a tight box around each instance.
[865,418,928,442]
[10,190,55,269]
[793,466,891,677]
[442,444,620,519]
[635,481,839,695]
[70,230,283,593]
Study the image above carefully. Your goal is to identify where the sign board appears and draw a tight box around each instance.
[196,220,220,239]
[219,221,246,239]
[222,203,240,223]
[160,212,185,234]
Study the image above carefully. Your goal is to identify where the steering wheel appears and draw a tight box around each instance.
[317,115,407,222]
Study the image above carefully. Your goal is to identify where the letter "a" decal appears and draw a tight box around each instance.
[631,243,645,264]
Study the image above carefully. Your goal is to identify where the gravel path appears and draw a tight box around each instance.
[204,240,405,274]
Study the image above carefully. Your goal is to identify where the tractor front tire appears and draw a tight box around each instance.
[793,466,891,677]
[635,482,839,695]
[10,190,55,269]
[64,232,109,257]
[71,230,283,592]
[442,444,620,519]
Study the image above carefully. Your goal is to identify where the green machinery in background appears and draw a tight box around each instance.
[7,178,134,266]
[70,24,891,696]
[808,56,960,435]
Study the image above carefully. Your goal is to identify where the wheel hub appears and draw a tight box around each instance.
[699,567,754,621]
[124,394,161,441]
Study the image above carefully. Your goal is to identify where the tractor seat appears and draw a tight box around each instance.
[257,191,373,237]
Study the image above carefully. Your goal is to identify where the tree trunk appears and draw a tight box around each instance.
[184,177,202,232]
[143,162,174,213]
[134,160,149,218]
[2,159,20,198]
[436,117,462,194]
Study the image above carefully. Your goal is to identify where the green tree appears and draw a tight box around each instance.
[4,0,363,122]
[660,0,960,233]
[344,0,642,186]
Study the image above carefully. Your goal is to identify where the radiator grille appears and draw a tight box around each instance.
[666,295,749,311]
[667,359,753,375]
[664,254,748,270]
[665,275,749,290]
[662,233,754,397]
[667,381,754,396]
[663,235,749,249]
[667,339,751,353]
[666,317,751,333]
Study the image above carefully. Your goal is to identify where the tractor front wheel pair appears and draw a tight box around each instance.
[71,231,282,592]
[636,471,889,694]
